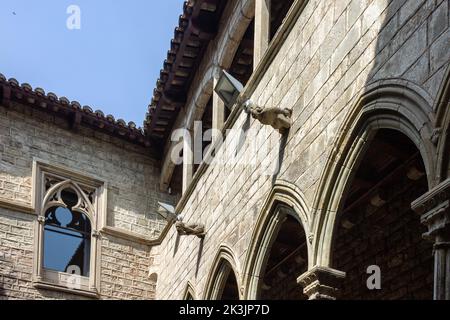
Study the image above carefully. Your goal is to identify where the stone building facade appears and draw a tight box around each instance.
[0,90,178,299]
[1,0,450,300]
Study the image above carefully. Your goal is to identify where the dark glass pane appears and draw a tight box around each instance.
[61,188,79,208]
[43,207,91,277]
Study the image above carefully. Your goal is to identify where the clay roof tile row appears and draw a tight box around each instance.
[0,73,150,148]
[144,0,226,146]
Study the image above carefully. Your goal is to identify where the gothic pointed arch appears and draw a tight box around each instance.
[242,181,310,299]
[183,281,197,300]
[41,179,96,222]
[311,79,435,269]
[204,245,242,300]
[31,161,107,298]
[216,0,254,74]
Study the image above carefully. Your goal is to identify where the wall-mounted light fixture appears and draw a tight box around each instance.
[214,69,293,133]
[214,69,244,110]
[157,202,178,222]
[157,202,205,239]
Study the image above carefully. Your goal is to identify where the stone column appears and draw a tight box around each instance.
[254,0,270,67]
[182,128,194,194]
[412,178,450,300]
[297,266,346,300]
[212,74,226,143]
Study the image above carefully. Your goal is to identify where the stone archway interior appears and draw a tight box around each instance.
[333,129,434,300]
[259,215,308,300]
[220,267,240,300]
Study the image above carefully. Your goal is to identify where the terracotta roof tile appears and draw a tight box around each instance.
[144,0,226,148]
[0,72,152,149]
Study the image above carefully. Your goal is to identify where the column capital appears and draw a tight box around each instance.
[412,178,450,241]
[297,266,346,300]
[37,215,46,225]
[412,179,450,300]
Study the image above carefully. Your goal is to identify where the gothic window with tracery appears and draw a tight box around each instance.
[43,188,92,277]
[32,161,106,298]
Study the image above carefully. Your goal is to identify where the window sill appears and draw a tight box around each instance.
[33,280,100,299]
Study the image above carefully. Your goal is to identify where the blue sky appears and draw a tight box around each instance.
[0,0,184,126]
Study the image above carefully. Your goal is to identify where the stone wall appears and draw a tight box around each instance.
[334,168,433,299]
[157,0,450,299]
[0,104,176,300]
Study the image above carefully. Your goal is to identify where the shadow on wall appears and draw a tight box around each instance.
[100,235,159,299]
[325,0,449,300]
[195,239,205,278]
[272,132,289,186]
[366,0,449,88]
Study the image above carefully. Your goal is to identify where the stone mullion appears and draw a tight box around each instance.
[182,128,194,194]
[212,74,226,143]
[254,0,270,67]
[433,240,450,300]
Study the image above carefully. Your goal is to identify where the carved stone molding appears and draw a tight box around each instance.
[297,266,346,300]
[92,230,101,239]
[412,178,450,300]
[37,215,46,224]
[431,128,442,145]
[412,178,450,213]
[412,178,450,240]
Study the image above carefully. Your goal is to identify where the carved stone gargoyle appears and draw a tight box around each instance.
[244,100,292,133]
[175,221,206,239]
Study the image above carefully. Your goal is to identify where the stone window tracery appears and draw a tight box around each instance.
[32,161,106,298]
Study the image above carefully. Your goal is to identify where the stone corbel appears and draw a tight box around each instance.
[92,230,101,239]
[431,128,442,145]
[175,221,206,239]
[297,266,346,300]
[244,100,292,133]
[37,215,46,225]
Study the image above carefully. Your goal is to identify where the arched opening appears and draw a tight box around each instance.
[43,188,92,277]
[332,129,434,299]
[221,266,240,300]
[228,19,255,88]
[184,282,196,300]
[205,247,242,301]
[208,259,240,300]
[258,213,308,300]
[186,292,195,300]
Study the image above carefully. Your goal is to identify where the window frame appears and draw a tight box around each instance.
[43,204,92,277]
[32,160,107,298]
